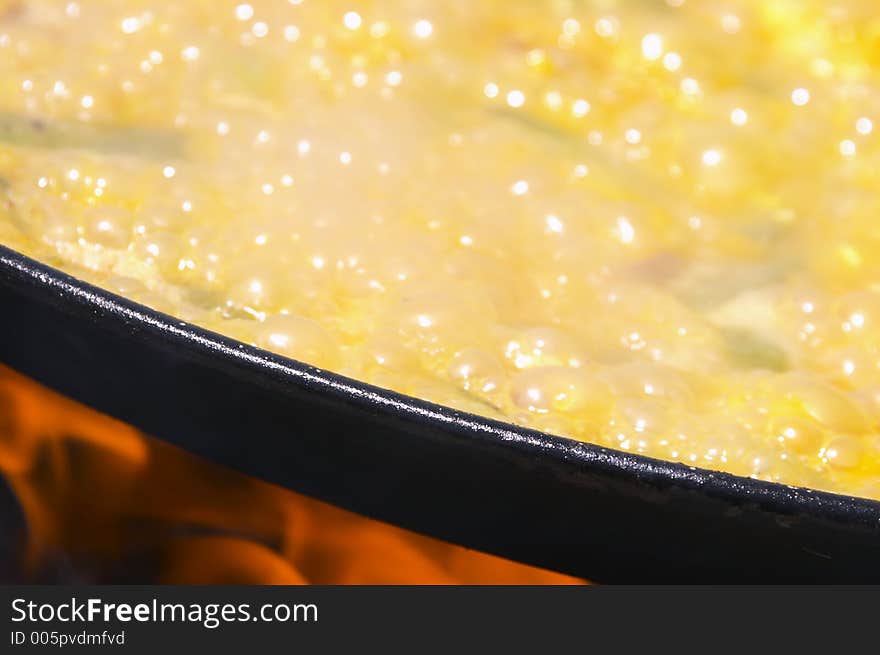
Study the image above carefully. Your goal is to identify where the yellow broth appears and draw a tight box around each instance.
[1,0,879,499]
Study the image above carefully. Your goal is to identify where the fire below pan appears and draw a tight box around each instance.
[1,244,879,583]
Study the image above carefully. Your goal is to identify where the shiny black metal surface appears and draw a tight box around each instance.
[1,244,879,582]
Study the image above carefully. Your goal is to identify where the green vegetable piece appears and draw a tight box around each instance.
[720,326,789,371]
[0,113,183,159]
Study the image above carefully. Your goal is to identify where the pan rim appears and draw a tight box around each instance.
[2,242,880,532]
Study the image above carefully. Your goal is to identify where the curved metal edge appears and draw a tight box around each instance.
[3,244,879,531]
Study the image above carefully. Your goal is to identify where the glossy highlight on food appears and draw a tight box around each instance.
[1,0,879,500]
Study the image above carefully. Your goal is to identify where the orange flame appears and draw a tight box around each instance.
[0,365,584,584]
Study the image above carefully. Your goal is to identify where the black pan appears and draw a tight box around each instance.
[1,244,879,582]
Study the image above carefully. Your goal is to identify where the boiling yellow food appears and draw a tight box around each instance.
[2,0,880,499]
